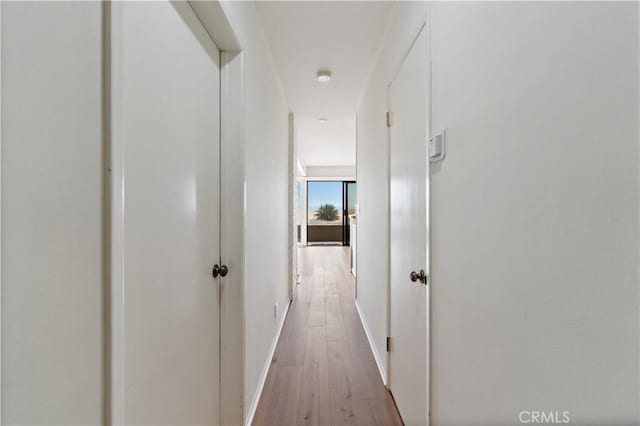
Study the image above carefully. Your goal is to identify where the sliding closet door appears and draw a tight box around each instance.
[1,2,104,424]
[114,2,221,424]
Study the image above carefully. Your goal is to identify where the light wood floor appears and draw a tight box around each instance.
[252,246,403,426]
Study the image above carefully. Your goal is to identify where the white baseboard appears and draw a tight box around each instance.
[244,301,290,426]
[354,300,387,386]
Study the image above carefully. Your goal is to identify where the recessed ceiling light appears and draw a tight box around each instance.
[318,118,328,123]
[316,70,332,83]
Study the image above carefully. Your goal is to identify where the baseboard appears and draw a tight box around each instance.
[354,300,387,386]
[244,300,290,426]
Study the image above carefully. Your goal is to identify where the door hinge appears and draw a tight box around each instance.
[386,336,392,352]
[386,111,393,128]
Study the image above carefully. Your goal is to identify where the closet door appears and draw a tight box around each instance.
[114,2,221,424]
[388,25,429,426]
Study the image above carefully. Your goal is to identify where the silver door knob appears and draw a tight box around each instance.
[410,269,427,284]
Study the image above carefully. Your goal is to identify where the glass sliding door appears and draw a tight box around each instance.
[343,181,356,246]
[306,180,356,246]
[307,181,344,245]
[296,179,303,244]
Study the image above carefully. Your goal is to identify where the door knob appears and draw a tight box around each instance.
[410,269,427,285]
[212,264,229,278]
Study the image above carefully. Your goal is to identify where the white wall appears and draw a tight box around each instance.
[358,1,639,424]
[305,165,356,179]
[1,2,104,424]
[219,2,291,423]
[356,1,429,382]
[429,3,638,424]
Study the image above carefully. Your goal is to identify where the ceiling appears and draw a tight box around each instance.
[296,115,356,167]
[255,1,394,168]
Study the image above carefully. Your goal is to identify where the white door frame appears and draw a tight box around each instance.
[108,2,245,425]
[0,4,4,421]
[220,47,245,426]
[386,20,432,424]
[288,113,297,300]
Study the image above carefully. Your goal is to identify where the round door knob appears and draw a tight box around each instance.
[219,264,228,277]
[410,269,427,284]
[212,264,229,278]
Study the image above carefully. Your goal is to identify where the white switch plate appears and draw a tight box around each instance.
[429,130,446,162]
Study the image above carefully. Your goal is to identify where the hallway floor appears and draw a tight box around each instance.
[253,246,403,426]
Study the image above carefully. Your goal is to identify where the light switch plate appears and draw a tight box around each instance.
[429,130,446,162]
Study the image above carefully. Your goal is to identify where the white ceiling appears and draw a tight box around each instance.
[296,115,356,167]
[255,1,394,168]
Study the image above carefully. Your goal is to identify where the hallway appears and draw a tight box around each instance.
[1,2,638,425]
[253,247,402,426]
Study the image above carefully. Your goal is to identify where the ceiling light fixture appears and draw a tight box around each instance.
[318,118,328,123]
[316,70,332,83]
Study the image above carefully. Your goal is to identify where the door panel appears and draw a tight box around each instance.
[389,26,429,426]
[118,2,221,424]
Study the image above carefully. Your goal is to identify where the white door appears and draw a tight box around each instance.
[389,25,430,426]
[116,2,221,424]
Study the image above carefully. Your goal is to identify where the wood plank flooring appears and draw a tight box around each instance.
[252,246,403,426]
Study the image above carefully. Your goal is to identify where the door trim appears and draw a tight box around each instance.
[425,10,433,422]
[108,2,245,425]
[101,3,111,424]
[220,48,245,426]
[288,113,297,300]
[0,3,4,421]
[108,2,124,422]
